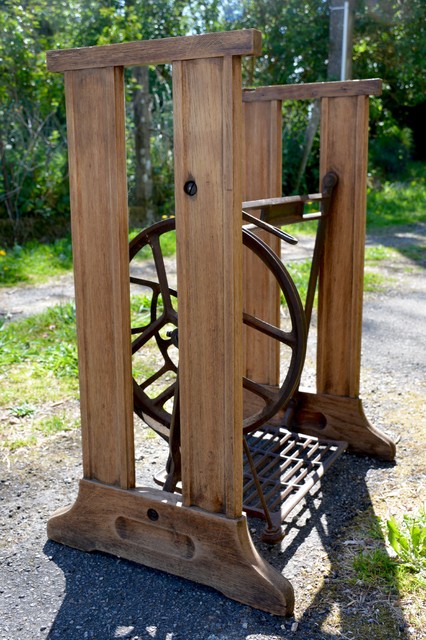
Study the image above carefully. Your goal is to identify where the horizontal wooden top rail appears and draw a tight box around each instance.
[243,193,325,210]
[243,193,328,226]
[243,79,382,102]
[46,29,262,72]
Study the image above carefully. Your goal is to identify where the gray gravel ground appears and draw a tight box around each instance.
[1,223,425,640]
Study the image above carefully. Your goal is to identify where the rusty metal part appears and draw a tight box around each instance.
[242,171,338,228]
[242,210,298,245]
[129,217,307,435]
[129,176,344,544]
[154,424,347,544]
[243,425,347,540]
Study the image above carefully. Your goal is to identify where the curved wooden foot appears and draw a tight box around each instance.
[47,479,294,616]
[293,391,396,460]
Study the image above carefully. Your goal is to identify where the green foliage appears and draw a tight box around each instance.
[284,258,312,305]
[354,0,426,109]
[353,509,426,594]
[353,547,398,590]
[0,303,79,406]
[387,511,426,574]
[1,411,80,451]
[367,163,426,228]
[369,118,413,179]
[0,0,425,242]
[0,237,72,286]
[8,401,36,418]
[0,0,72,239]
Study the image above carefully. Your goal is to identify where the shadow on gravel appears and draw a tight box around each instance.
[42,453,409,640]
[274,454,409,639]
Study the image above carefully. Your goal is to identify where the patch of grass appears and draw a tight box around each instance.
[387,510,426,574]
[1,412,80,452]
[367,162,426,229]
[364,245,397,262]
[0,225,177,287]
[282,162,425,238]
[0,237,73,287]
[353,509,426,595]
[5,435,38,451]
[399,244,426,266]
[363,271,387,292]
[284,249,391,302]
[8,401,36,418]
[353,547,398,591]
[284,258,312,304]
[0,303,79,407]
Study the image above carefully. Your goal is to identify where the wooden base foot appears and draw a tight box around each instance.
[293,391,396,460]
[47,479,294,616]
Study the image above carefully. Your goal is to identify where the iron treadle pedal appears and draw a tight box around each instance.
[243,424,347,540]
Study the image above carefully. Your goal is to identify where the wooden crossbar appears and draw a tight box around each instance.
[46,29,261,72]
[243,78,382,102]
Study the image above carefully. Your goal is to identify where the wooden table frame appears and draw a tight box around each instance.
[242,81,396,461]
[45,29,395,617]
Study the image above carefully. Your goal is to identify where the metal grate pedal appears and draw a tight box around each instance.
[243,425,347,526]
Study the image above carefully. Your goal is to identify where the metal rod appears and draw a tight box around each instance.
[242,210,298,245]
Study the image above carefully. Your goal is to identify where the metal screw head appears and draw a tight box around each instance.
[183,180,197,196]
[147,508,159,521]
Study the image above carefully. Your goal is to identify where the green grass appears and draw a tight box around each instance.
[282,161,425,238]
[284,259,312,304]
[2,412,80,451]
[366,162,426,229]
[353,509,426,594]
[284,246,394,303]
[0,223,178,287]
[353,547,398,590]
[0,303,79,406]
[0,164,424,288]
[0,236,73,287]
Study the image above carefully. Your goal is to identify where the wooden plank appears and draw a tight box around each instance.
[242,100,282,387]
[173,56,243,517]
[243,79,382,102]
[317,95,369,397]
[64,67,135,488]
[48,479,295,616]
[47,29,261,72]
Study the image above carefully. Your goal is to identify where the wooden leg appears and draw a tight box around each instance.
[48,480,295,616]
[293,391,396,460]
[242,100,282,386]
[315,95,396,459]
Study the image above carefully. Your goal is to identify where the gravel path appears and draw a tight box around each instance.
[1,224,425,640]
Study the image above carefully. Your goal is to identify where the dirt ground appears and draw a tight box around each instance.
[0,224,425,640]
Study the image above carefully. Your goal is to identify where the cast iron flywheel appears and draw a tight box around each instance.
[129,217,306,437]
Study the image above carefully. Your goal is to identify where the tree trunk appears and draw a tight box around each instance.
[131,65,154,227]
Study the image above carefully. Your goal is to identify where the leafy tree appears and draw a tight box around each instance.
[353,0,426,171]
[0,1,72,242]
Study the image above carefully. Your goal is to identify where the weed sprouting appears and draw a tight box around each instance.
[387,510,426,574]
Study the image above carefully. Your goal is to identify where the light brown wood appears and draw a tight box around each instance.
[294,391,396,460]
[47,29,262,72]
[64,66,135,488]
[48,479,294,616]
[242,100,282,385]
[317,95,369,397]
[243,79,382,102]
[173,56,244,517]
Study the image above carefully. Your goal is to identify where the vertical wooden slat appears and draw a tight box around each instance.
[173,56,243,517]
[64,66,135,488]
[242,100,282,386]
[317,95,370,397]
